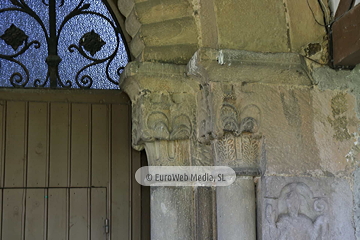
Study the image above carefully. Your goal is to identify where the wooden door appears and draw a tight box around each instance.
[0,89,133,240]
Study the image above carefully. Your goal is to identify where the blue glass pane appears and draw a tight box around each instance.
[0,0,129,89]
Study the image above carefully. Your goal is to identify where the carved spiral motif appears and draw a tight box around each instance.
[313,198,327,212]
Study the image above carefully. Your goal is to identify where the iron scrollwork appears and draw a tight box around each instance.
[0,0,129,88]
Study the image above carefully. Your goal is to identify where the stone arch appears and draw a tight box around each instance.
[116,0,200,64]
[116,0,329,65]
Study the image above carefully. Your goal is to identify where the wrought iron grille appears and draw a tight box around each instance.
[0,0,129,89]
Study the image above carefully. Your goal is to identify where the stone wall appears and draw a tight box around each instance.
[120,48,360,239]
[116,0,360,239]
[117,0,329,64]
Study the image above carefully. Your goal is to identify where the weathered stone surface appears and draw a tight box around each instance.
[258,176,355,240]
[151,186,195,240]
[214,0,289,52]
[119,0,330,64]
[186,49,358,176]
[217,177,256,240]
[213,133,262,169]
[135,0,193,24]
[198,0,218,48]
[312,66,360,166]
[117,0,134,18]
[125,9,141,38]
[251,83,356,175]
[196,187,216,240]
[312,89,358,173]
[285,0,328,55]
[355,168,360,239]
[141,17,198,47]
[120,50,360,240]
[120,62,197,150]
[187,48,312,86]
[129,33,145,58]
[142,44,198,64]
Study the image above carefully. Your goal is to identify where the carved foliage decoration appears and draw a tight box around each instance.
[221,104,239,133]
[193,141,213,166]
[265,182,329,240]
[213,102,262,167]
[220,103,261,136]
[214,133,261,167]
[216,133,237,163]
[239,134,261,165]
[147,112,170,140]
[131,92,194,149]
[146,112,192,141]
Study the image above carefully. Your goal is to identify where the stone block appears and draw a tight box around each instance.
[198,0,218,48]
[187,49,312,86]
[354,168,360,239]
[117,0,134,18]
[129,33,145,58]
[239,84,357,175]
[214,0,289,52]
[141,17,198,47]
[142,44,198,64]
[258,176,355,240]
[125,9,141,38]
[285,0,327,54]
[217,177,256,240]
[151,186,195,240]
[135,0,192,24]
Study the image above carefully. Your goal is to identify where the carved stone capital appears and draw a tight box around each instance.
[120,62,198,153]
[121,49,358,176]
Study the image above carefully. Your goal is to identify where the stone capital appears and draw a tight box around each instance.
[120,62,198,150]
[120,49,358,176]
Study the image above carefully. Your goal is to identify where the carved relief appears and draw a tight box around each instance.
[216,133,237,163]
[214,133,261,168]
[144,140,191,166]
[192,141,213,166]
[129,90,196,150]
[221,104,239,133]
[147,112,170,140]
[220,103,260,136]
[212,102,262,168]
[171,114,192,139]
[237,134,261,165]
[265,182,328,240]
[197,83,213,143]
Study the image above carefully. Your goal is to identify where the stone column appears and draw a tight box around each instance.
[212,133,261,240]
[187,49,267,240]
[217,177,256,240]
[120,63,199,239]
[144,140,195,240]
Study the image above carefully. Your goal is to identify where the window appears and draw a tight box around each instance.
[0,0,129,89]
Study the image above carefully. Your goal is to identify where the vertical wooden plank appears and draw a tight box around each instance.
[49,103,69,187]
[27,102,48,187]
[2,189,25,240]
[0,101,4,188]
[111,104,130,240]
[132,150,141,240]
[0,189,3,238]
[91,188,107,240]
[48,188,67,240]
[5,101,26,187]
[69,188,88,240]
[25,189,46,240]
[140,151,151,240]
[92,104,109,187]
[71,104,89,187]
